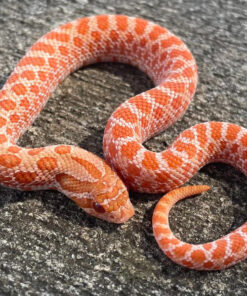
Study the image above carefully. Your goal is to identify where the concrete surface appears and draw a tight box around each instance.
[0,0,246,295]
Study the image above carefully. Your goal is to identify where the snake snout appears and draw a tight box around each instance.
[91,173,135,223]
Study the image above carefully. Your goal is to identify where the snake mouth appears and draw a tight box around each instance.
[106,210,135,224]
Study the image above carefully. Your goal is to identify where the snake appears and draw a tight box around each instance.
[0,14,247,270]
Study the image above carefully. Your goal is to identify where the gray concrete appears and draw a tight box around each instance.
[0,0,247,295]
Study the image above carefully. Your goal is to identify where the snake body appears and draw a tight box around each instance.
[1,15,247,270]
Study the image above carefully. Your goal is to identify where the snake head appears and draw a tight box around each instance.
[89,166,135,223]
[56,158,135,223]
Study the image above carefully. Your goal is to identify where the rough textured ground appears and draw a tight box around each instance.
[0,0,246,295]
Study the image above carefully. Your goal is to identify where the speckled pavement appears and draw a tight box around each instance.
[0,0,246,295]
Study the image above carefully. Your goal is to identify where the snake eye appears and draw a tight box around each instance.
[93,202,105,213]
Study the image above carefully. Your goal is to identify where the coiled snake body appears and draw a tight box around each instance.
[1,15,247,270]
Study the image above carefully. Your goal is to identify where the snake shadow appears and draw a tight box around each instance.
[87,62,154,95]
[78,62,154,153]
[0,186,124,232]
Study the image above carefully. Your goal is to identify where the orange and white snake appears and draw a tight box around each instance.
[1,15,247,270]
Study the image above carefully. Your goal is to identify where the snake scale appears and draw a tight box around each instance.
[1,15,247,270]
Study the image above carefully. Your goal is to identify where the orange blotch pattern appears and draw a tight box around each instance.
[190,250,206,264]
[30,85,40,95]
[135,18,147,35]
[14,171,37,184]
[154,107,164,121]
[71,156,102,179]
[121,141,141,160]
[38,71,47,81]
[91,31,101,42]
[226,124,241,141]
[195,124,207,148]
[171,96,183,110]
[58,45,69,56]
[56,173,92,194]
[112,124,133,139]
[166,81,186,94]
[113,107,138,124]
[45,31,70,42]
[181,129,195,141]
[142,151,159,170]
[161,36,182,49]
[160,237,179,248]
[230,233,245,253]
[11,83,27,96]
[97,15,109,31]
[109,30,119,42]
[0,99,16,111]
[162,150,183,169]
[31,42,55,55]
[0,134,7,144]
[19,56,45,67]
[8,146,21,153]
[130,96,152,114]
[169,49,192,61]
[48,58,58,70]
[37,157,58,171]
[183,67,195,79]
[6,129,12,136]
[21,70,36,81]
[148,89,170,106]
[116,15,128,31]
[210,122,222,140]
[73,37,83,47]
[9,114,20,123]
[174,141,197,159]
[203,243,213,251]
[212,239,227,259]
[77,18,89,35]
[0,117,7,128]
[28,148,45,156]
[149,25,166,41]
[0,154,21,168]
[54,145,71,154]
[173,244,192,258]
